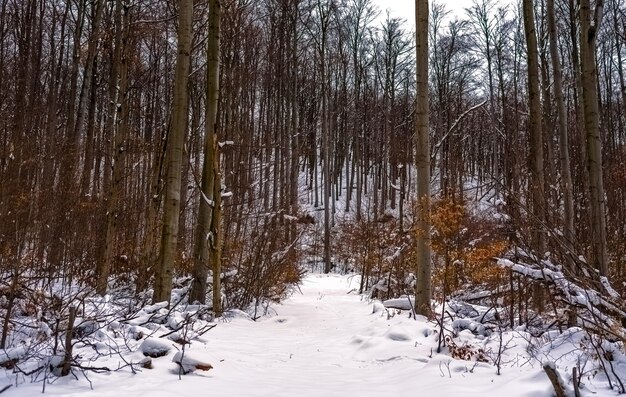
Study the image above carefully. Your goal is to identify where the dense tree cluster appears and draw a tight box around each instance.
[0,0,624,313]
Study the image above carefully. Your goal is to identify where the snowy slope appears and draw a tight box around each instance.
[4,274,618,397]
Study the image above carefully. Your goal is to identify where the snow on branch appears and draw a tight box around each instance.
[497,257,626,341]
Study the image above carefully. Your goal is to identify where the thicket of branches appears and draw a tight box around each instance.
[0,0,625,377]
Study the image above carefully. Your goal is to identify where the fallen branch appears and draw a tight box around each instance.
[497,257,626,341]
[543,362,568,397]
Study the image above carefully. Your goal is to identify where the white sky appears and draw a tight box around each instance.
[373,0,478,27]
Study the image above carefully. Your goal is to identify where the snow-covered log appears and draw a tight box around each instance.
[382,296,413,310]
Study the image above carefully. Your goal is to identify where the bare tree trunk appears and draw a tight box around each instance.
[522,0,546,255]
[523,0,547,311]
[48,0,86,270]
[140,147,164,294]
[580,0,608,276]
[317,1,332,274]
[60,306,76,377]
[98,0,129,295]
[77,0,104,196]
[210,140,223,315]
[154,0,193,303]
[614,1,626,127]
[414,0,431,316]
[569,0,589,236]
[190,0,222,316]
[289,2,299,241]
[547,0,575,258]
[79,54,99,196]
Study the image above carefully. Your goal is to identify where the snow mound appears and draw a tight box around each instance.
[172,351,213,374]
[384,325,412,341]
[140,338,172,358]
[0,347,26,368]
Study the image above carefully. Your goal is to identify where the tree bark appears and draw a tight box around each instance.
[154,0,193,303]
[98,0,129,295]
[190,0,222,316]
[414,0,432,316]
[522,0,546,255]
[547,0,575,260]
[317,1,332,274]
[580,0,608,276]
[614,1,626,129]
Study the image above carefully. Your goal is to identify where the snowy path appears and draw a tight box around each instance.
[10,275,569,396]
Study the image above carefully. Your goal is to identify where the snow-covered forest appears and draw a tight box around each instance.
[0,0,625,395]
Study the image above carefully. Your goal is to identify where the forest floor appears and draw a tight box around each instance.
[6,273,621,397]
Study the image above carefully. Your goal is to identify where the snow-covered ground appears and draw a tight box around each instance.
[4,274,620,396]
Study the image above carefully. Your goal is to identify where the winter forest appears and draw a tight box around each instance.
[0,0,625,395]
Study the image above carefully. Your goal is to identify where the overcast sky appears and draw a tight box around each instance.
[372,0,478,27]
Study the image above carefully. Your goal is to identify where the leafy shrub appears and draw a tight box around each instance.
[430,197,509,298]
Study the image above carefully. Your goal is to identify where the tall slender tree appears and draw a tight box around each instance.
[98,0,130,295]
[522,0,546,256]
[414,0,431,316]
[580,0,608,276]
[190,0,222,315]
[546,0,574,262]
[153,0,194,303]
